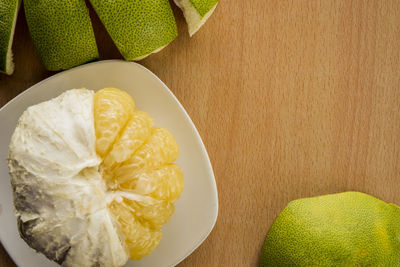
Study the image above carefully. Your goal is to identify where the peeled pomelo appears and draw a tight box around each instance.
[8,88,184,266]
[173,0,218,36]
[260,192,400,266]
[23,0,98,71]
[0,0,20,75]
[89,0,178,60]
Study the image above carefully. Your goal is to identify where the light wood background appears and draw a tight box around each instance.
[1,0,400,266]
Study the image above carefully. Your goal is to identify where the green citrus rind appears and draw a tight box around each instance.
[261,192,400,266]
[89,0,178,61]
[0,0,20,75]
[24,0,98,71]
[173,0,218,36]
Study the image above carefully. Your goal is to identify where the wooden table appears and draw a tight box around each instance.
[1,1,400,266]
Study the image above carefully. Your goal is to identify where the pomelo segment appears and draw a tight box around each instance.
[23,0,98,71]
[103,110,154,170]
[260,192,400,266]
[113,127,180,185]
[94,88,184,261]
[132,164,184,202]
[94,88,135,158]
[173,0,218,36]
[0,0,20,75]
[108,200,162,260]
[89,0,178,60]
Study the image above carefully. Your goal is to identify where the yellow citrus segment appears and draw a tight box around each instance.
[94,88,135,157]
[94,87,183,261]
[109,201,162,260]
[113,127,179,185]
[124,164,184,202]
[124,198,174,227]
[128,127,179,169]
[103,110,153,169]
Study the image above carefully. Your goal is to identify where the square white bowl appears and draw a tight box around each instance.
[0,60,218,267]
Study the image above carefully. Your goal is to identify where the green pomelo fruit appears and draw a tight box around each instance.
[89,0,178,61]
[261,192,400,266]
[173,0,218,36]
[24,0,98,71]
[0,0,20,75]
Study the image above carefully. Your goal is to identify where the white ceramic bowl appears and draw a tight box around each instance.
[0,60,218,267]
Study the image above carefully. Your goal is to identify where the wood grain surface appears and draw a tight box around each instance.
[1,0,400,266]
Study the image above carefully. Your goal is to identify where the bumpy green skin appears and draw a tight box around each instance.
[261,192,400,266]
[189,0,218,17]
[0,0,19,74]
[89,0,177,60]
[24,0,98,71]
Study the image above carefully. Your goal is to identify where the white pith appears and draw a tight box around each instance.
[8,89,131,267]
[1,0,19,75]
[173,0,218,36]
[133,44,168,61]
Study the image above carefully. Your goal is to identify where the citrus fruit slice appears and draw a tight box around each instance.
[260,192,400,266]
[89,0,178,60]
[23,0,98,71]
[0,0,20,75]
[173,0,218,36]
